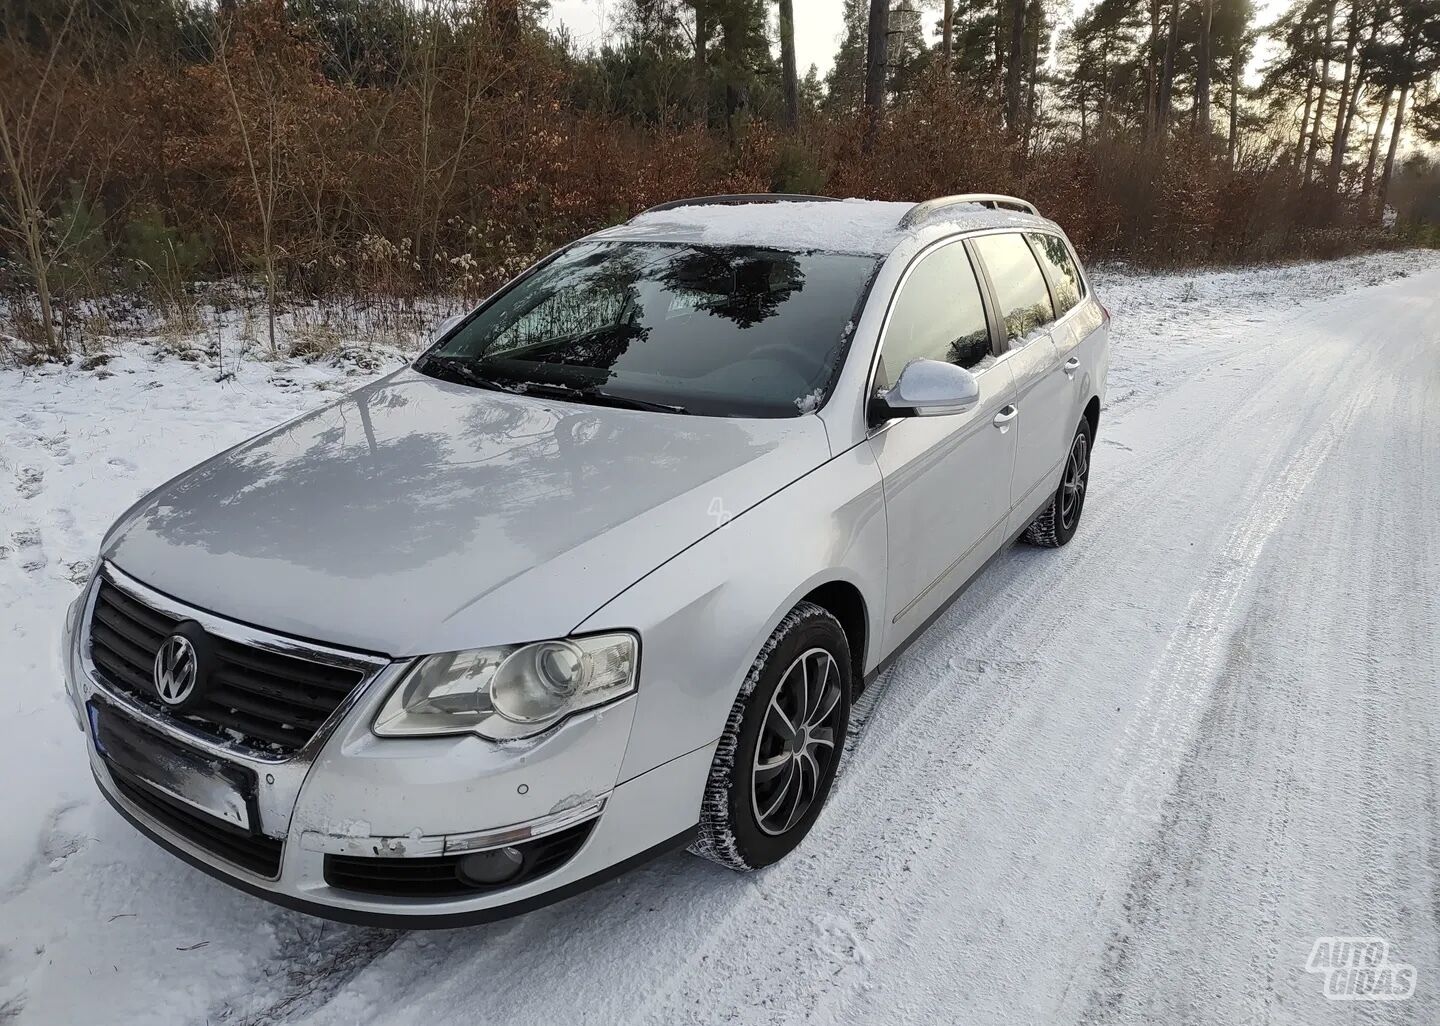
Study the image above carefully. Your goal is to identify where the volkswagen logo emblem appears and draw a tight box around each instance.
[154,634,200,706]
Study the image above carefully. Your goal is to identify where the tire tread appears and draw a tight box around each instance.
[690,601,843,871]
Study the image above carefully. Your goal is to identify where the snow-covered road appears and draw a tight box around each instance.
[3,250,1439,1025]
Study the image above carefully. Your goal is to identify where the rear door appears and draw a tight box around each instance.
[867,239,1018,651]
[968,232,1066,529]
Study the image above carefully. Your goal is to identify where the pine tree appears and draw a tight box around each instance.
[824,0,868,110]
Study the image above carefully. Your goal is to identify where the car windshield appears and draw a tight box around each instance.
[416,241,880,418]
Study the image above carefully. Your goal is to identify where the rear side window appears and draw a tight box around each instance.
[1028,233,1084,316]
[972,233,1055,345]
[877,242,992,388]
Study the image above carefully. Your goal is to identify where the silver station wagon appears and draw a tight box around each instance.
[63,194,1109,926]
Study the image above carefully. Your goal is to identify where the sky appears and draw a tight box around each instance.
[547,0,848,78]
[545,0,1302,84]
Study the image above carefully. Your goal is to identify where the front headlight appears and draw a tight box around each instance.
[373,633,638,740]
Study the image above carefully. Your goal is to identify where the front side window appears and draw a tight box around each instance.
[972,233,1055,345]
[1027,233,1084,316]
[876,242,992,390]
[420,241,879,418]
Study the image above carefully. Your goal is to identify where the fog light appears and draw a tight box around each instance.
[456,846,525,886]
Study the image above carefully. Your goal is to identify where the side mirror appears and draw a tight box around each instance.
[431,312,464,342]
[873,359,980,421]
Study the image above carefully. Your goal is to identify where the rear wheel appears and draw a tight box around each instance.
[691,602,851,871]
[1023,419,1092,548]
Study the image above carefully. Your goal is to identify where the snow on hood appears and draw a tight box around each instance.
[101,367,830,656]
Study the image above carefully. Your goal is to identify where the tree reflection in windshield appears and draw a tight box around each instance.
[654,248,802,329]
[422,241,878,418]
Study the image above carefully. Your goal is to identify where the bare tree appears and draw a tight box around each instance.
[863,0,889,140]
[1361,87,1391,195]
[1005,0,1027,131]
[778,0,799,128]
[1228,47,1243,165]
[1157,0,1181,136]
[693,1,712,125]
[1325,0,1361,189]
[1145,0,1162,138]
[1377,78,1410,212]
[1302,0,1336,183]
[0,0,93,357]
[942,0,954,76]
[214,8,283,355]
[1197,0,1216,135]
[406,1,492,265]
[1294,25,1318,171]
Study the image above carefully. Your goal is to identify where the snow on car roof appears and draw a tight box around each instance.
[589,198,1055,256]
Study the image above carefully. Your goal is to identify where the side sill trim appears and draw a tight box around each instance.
[864,516,1035,688]
[96,771,696,930]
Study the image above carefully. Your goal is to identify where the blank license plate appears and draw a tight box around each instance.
[90,702,256,832]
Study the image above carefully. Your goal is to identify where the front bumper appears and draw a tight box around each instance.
[69,565,711,927]
[89,731,707,927]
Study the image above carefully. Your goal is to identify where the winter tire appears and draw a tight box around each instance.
[1023,418,1092,548]
[690,602,852,871]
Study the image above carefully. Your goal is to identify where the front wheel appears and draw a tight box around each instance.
[691,602,851,871]
[1023,419,1092,548]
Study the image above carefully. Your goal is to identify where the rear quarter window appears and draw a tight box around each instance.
[1027,233,1085,316]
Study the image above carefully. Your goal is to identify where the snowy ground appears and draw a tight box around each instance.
[2,248,1439,1025]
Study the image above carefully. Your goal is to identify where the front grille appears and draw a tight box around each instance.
[108,760,284,878]
[88,580,368,755]
[324,820,596,898]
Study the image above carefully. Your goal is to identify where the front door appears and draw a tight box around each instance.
[867,239,1020,652]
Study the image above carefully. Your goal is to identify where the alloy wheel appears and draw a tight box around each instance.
[1060,432,1090,531]
[751,647,844,836]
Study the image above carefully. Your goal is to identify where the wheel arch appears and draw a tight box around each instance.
[1083,394,1101,439]
[798,580,868,690]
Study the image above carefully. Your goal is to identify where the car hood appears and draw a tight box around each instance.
[103,368,832,656]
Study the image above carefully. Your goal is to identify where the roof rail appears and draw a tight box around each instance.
[900,193,1038,227]
[638,194,840,216]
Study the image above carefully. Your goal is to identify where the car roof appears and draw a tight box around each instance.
[586,196,1061,258]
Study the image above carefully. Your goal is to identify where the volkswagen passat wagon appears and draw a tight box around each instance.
[63,194,1108,926]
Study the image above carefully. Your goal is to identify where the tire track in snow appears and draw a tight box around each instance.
[1070,289,1440,1024]
[1091,379,1366,862]
[1052,361,1370,1020]
[1075,326,1387,1023]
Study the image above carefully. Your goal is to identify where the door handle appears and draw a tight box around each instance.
[1063,357,1080,378]
[992,405,1018,429]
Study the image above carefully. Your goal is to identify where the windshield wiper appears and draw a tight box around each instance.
[517,381,689,415]
[421,356,687,414]
[418,355,520,394]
